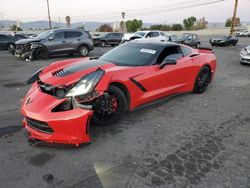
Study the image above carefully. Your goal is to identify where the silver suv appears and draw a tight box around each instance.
[15,29,94,60]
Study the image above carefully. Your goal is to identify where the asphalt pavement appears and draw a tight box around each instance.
[0,36,250,188]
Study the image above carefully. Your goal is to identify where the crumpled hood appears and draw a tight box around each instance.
[15,38,41,45]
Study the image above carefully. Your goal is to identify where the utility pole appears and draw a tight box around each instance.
[230,0,238,35]
[46,0,52,29]
[0,12,5,32]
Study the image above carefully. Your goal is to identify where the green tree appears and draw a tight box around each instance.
[149,24,171,31]
[225,17,241,27]
[10,24,22,31]
[194,17,208,30]
[77,25,85,29]
[225,18,232,27]
[183,16,196,30]
[97,24,113,32]
[171,24,183,31]
[126,19,143,32]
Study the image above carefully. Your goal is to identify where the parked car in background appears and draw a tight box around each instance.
[0,34,27,51]
[93,32,123,47]
[209,35,238,46]
[14,29,94,60]
[235,30,249,37]
[165,33,178,42]
[172,33,201,48]
[122,30,169,43]
[240,45,250,65]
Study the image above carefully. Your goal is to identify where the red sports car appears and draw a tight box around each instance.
[21,41,216,146]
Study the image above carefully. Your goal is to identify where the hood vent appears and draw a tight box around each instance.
[52,69,65,77]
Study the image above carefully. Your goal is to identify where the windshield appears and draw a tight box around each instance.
[99,44,160,66]
[134,31,146,37]
[37,30,54,39]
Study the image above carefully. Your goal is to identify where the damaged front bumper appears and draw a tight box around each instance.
[20,84,98,146]
[15,44,35,60]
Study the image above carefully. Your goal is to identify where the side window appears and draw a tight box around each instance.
[187,35,192,41]
[181,46,192,56]
[65,31,79,38]
[160,32,165,36]
[0,35,4,41]
[0,35,9,41]
[106,34,111,38]
[157,46,183,64]
[54,32,64,39]
[76,32,82,37]
[152,32,160,37]
[145,32,153,38]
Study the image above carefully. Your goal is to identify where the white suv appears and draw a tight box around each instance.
[122,30,169,43]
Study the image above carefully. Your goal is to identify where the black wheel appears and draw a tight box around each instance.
[78,45,89,57]
[193,66,212,94]
[92,85,128,126]
[36,48,49,60]
[6,43,15,53]
[233,43,236,46]
[101,41,106,47]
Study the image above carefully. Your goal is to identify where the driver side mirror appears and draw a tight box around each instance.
[159,58,177,69]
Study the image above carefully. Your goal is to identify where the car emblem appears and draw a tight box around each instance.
[26,98,33,105]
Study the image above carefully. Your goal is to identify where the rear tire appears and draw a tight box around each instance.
[193,66,212,94]
[78,45,89,57]
[196,43,200,48]
[101,41,106,47]
[92,85,128,126]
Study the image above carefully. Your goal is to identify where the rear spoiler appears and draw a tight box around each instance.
[198,47,214,54]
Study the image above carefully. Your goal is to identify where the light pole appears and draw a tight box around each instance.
[46,0,52,29]
[0,12,5,32]
[230,0,238,35]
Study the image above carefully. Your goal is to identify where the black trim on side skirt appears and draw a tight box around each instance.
[132,92,191,111]
[129,78,147,92]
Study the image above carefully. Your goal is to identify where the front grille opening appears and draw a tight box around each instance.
[51,99,73,112]
[26,117,53,134]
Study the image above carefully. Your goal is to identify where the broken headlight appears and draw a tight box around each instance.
[66,69,104,97]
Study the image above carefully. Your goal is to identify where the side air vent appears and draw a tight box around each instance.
[52,69,65,77]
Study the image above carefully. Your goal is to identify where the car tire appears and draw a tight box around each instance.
[196,43,200,48]
[92,85,128,126]
[101,41,106,47]
[78,45,89,57]
[6,43,14,52]
[36,48,49,60]
[193,66,212,94]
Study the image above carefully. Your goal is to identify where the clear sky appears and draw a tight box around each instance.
[1,0,250,23]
